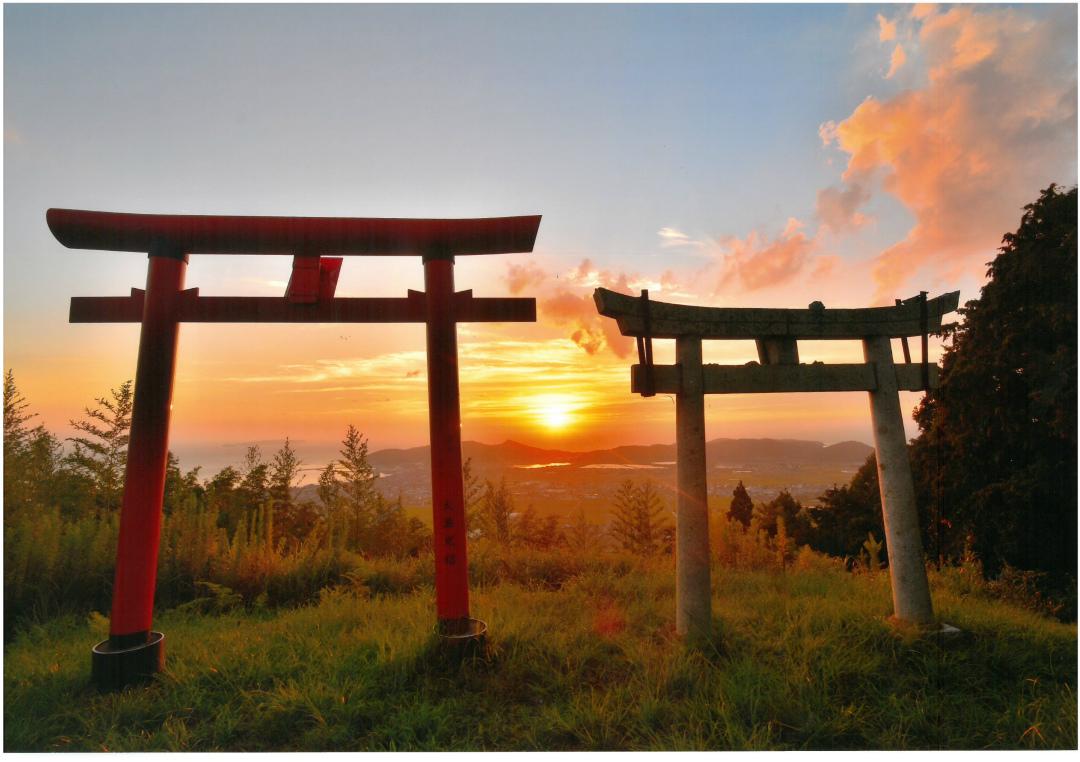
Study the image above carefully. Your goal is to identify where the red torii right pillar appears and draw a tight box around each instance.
[49,208,541,690]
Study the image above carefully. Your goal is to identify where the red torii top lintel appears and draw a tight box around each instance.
[51,208,541,323]
[46,208,542,257]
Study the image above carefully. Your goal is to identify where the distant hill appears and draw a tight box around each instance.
[367,437,872,471]
[296,437,873,508]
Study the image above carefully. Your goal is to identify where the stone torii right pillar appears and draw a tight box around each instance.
[863,334,933,624]
[595,288,960,635]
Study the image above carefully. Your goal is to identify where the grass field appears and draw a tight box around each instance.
[4,555,1076,751]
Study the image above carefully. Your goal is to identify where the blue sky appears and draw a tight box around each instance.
[4,4,1076,471]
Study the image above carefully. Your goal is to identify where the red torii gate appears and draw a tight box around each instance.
[48,208,541,691]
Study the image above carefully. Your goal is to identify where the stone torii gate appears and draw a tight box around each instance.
[49,208,541,690]
[594,287,960,639]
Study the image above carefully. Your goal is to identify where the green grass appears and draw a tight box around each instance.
[4,557,1076,751]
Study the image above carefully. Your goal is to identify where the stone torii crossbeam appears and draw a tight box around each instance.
[49,208,541,690]
[594,287,960,639]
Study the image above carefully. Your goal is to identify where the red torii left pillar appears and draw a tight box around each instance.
[48,208,541,690]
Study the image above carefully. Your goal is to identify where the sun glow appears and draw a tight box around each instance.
[529,394,581,430]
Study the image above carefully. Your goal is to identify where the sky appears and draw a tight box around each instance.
[4,3,1077,476]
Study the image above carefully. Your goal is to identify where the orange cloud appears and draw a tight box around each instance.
[877,13,897,42]
[911,5,936,21]
[540,290,633,358]
[816,182,871,232]
[714,218,821,292]
[885,44,906,78]
[822,4,1076,297]
[505,261,546,295]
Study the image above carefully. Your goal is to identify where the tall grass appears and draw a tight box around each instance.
[4,550,1075,751]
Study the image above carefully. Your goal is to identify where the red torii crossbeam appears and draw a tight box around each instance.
[48,208,541,690]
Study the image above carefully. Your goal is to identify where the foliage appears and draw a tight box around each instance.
[317,461,340,512]
[269,437,302,511]
[237,446,270,511]
[609,480,672,556]
[475,478,514,544]
[565,507,605,553]
[806,455,886,561]
[862,532,883,573]
[462,456,484,530]
[163,451,204,516]
[336,426,377,545]
[727,480,754,527]
[3,370,64,515]
[268,438,314,545]
[751,489,812,547]
[64,380,133,514]
[910,184,1077,585]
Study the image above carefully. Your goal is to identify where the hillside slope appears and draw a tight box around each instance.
[5,558,1074,751]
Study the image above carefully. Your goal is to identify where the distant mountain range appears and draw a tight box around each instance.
[296,437,873,506]
[367,437,873,472]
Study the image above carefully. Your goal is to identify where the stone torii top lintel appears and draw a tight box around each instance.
[593,287,960,340]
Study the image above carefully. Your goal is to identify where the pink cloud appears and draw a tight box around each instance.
[816,182,872,232]
[714,218,822,293]
[885,44,907,78]
[504,261,546,295]
[877,13,897,42]
[822,4,1076,297]
[540,290,633,358]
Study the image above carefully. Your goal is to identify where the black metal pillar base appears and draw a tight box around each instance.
[436,617,487,659]
[91,631,165,692]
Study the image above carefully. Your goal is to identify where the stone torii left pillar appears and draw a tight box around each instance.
[48,208,541,690]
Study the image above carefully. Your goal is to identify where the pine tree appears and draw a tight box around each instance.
[610,479,671,556]
[339,425,377,548]
[237,445,269,509]
[317,461,340,511]
[269,438,302,511]
[462,457,483,533]
[3,371,61,514]
[566,507,604,553]
[65,380,133,514]
[163,451,203,515]
[477,478,514,544]
[911,184,1077,583]
[4,369,35,461]
[267,438,307,544]
[728,480,754,527]
[206,465,243,535]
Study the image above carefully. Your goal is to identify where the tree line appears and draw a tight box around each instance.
[4,185,1074,616]
[720,185,1077,610]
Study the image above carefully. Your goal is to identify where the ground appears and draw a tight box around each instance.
[4,558,1076,751]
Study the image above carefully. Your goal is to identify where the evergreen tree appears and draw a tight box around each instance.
[206,465,243,535]
[728,480,754,527]
[566,507,604,553]
[65,380,133,514]
[3,371,62,515]
[476,478,514,544]
[4,369,34,461]
[237,445,270,509]
[609,479,671,556]
[911,184,1077,583]
[317,461,340,511]
[462,457,483,533]
[339,425,377,547]
[807,454,885,560]
[752,489,808,543]
[269,438,302,510]
[163,451,203,515]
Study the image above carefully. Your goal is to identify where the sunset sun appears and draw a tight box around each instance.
[530,395,580,430]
